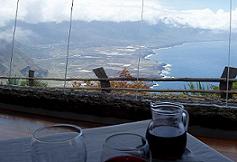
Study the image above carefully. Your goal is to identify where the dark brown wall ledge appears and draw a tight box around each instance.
[0,85,237,133]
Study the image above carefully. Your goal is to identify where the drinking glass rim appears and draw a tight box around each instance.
[150,102,184,115]
[32,124,83,143]
[104,133,148,151]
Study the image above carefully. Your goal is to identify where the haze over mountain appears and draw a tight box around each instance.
[0,12,234,78]
[3,19,230,46]
[0,39,47,77]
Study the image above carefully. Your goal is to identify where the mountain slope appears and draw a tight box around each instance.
[0,39,47,77]
[5,20,229,48]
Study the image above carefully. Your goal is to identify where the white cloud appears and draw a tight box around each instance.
[0,28,36,42]
[159,8,237,31]
[0,0,17,26]
[0,0,236,31]
[72,0,153,22]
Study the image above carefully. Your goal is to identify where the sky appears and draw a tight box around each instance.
[159,0,233,11]
[0,0,237,31]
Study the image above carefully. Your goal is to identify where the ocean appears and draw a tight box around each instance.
[148,41,237,89]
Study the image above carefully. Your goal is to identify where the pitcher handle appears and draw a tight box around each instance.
[182,109,189,131]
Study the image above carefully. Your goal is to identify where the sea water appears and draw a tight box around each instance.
[148,41,237,89]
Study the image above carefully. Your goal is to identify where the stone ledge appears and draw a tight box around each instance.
[0,85,237,131]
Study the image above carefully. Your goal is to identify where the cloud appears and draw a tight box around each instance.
[0,30,12,42]
[0,0,18,26]
[18,0,149,23]
[0,0,236,31]
[0,27,36,42]
[159,8,237,31]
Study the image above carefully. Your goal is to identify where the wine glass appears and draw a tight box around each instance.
[31,124,86,162]
[101,133,151,162]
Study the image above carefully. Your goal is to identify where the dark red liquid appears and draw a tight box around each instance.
[146,126,187,160]
[104,156,147,162]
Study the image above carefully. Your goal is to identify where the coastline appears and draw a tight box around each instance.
[146,39,229,59]
[143,39,234,85]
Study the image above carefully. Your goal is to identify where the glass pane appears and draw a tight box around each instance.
[12,0,71,87]
[226,0,237,105]
[141,0,230,95]
[68,0,144,90]
[1,0,235,100]
[0,1,18,84]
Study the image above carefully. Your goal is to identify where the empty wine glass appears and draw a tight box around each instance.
[31,124,86,162]
[101,133,151,162]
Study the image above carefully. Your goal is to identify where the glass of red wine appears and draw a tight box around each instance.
[101,133,151,162]
[146,102,189,160]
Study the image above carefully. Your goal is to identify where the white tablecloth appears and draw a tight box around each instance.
[0,120,233,162]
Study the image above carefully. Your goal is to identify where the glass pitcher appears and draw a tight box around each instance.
[146,102,189,160]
